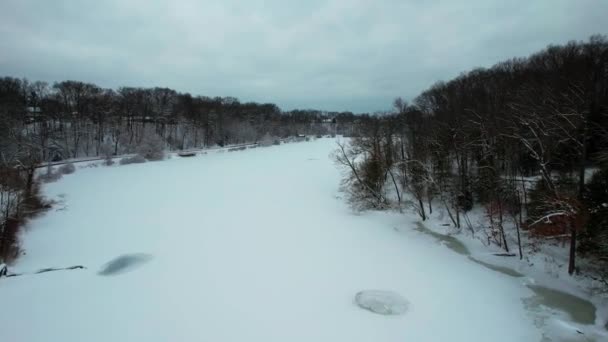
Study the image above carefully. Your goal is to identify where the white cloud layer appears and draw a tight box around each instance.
[1,0,606,112]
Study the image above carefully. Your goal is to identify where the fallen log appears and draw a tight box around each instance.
[177,151,197,157]
[0,264,86,279]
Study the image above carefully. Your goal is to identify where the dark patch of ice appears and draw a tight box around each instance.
[98,253,153,276]
[525,285,596,325]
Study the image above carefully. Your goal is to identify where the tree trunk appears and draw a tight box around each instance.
[418,198,427,221]
[577,122,587,200]
[519,173,529,224]
[498,200,509,252]
[515,220,523,260]
[387,168,401,205]
[570,123,586,275]
[443,200,458,227]
[25,168,35,196]
[568,221,577,275]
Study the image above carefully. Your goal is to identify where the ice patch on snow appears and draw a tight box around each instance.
[468,256,525,277]
[354,290,409,315]
[414,222,469,255]
[525,285,596,325]
[413,219,604,338]
[98,253,153,276]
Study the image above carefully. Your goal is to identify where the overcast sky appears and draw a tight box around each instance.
[1,0,606,112]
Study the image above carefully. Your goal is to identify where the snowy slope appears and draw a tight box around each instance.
[0,139,544,341]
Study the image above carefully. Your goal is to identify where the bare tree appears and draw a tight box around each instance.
[333,140,386,209]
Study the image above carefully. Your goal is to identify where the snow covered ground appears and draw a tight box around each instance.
[0,138,602,341]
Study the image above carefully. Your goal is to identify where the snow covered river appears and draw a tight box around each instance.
[0,139,602,341]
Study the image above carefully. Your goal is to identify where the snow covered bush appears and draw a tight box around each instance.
[58,162,76,175]
[258,133,275,147]
[38,165,62,183]
[1,165,50,264]
[136,133,165,161]
[119,155,146,165]
[333,141,387,210]
[0,168,23,263]
[100,141,115,166]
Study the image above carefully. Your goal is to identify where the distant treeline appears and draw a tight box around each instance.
[0,78,368,162]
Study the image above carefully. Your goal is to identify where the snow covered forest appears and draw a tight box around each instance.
[336,36,608,285]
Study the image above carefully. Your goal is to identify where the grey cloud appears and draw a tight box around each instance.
[1,0,606,112]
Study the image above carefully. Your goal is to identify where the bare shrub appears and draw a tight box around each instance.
[0,218,22,263]
[259,133,275,147]
[58,162,76,175]
[100,142,115,166]
[136,133,165,161]
[333,141,387,210]
[1,182,50,264]
[119,155,146,165]
[38,165,62,183]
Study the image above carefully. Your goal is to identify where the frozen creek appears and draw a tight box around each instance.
[0,139,603,341]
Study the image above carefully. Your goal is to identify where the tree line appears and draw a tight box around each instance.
[335,35,608,282]
[0,79,368,161]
